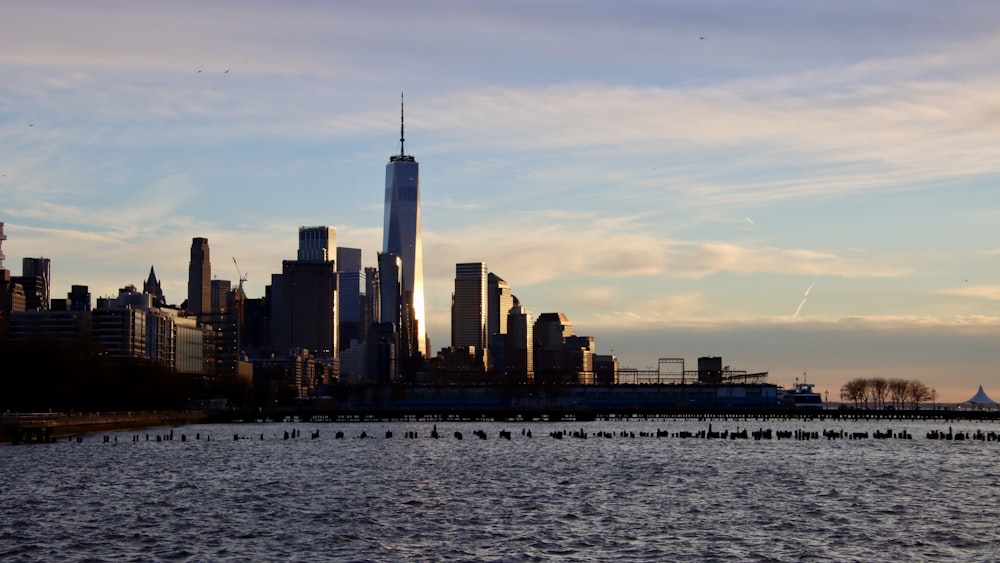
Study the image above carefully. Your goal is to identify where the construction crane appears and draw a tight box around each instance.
[232,257,248,297]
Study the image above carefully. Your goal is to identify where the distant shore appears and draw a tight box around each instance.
[5,406,999,444]
[1,411,209,443]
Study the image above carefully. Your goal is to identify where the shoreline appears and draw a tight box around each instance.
[5,406,1000,443]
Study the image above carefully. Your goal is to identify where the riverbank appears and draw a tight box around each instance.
[1,411,209,443]
[6,406,998,444]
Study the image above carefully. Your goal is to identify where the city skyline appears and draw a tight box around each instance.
[3,2,1000,401]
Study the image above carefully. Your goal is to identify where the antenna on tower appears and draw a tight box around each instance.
[399,91,406,158]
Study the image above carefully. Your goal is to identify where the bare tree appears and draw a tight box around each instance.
[888,378,909,408]
[870,377,889,409]
[841,378,869,408]
[907,380,933,408]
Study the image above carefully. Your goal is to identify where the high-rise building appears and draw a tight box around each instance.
[21,257,51,311]
[187,237,211,318]
[337,247,366,350]
[68,285,91,312]
[271,228,338,358]
[534,312,575,381]
[505,305,534,382]
[382,96,426,357]
[487,272,514,343]
[298,226,336,262]
[452,262,488,352]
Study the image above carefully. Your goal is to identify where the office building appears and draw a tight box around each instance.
[271,228,338,359]
[337,247,367,350]
[505,305,534,382]
[382,97,426,357]
[534,312,574,381]
[487,273,513,342]
[298,226,335,262]
[68,285,91,312]
[19,257,50,311]
[452,263,488,366]
[187,238,211,318]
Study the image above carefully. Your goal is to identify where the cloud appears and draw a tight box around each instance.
[939,285,1000,302]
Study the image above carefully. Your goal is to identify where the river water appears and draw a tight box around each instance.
[2,417,999,562]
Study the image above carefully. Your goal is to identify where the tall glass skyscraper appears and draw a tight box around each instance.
[383,96,426,357]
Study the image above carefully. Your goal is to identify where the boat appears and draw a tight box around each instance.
[778,378,823,409]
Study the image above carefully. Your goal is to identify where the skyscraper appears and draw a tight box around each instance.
[452,262,488,352]
[505,305,534,382]
[298,226,335,262]
[187,237,211,318]
[383,95,426,357]
[337,247,366,350]
[271,227,338,358]
[22,257,51,311]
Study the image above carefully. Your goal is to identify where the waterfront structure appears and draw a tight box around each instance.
[382,97,426,358]
[451,262,488,368]
[187,238,211,318]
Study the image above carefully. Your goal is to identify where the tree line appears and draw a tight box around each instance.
[840,377,934,409]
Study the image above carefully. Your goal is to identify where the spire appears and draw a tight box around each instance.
[399,91,406,158]
[390,92,416,163]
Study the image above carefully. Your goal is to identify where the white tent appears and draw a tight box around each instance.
[963,385,998,408]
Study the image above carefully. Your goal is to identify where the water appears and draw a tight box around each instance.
[3,418,1000,561]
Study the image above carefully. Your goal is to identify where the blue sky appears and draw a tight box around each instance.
[3,1,999,402]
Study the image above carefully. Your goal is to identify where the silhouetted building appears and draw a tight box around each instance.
[8,309,92,343]
[271,227,338,359]
[187,238,211,318]
[505,305,534,382]
[298,226,335,262]
[21,257,50,311]
[144,266,166,307]
[534,312,574,381]
[593,354,618,385]
[68,285,91,312]
[452,262,488,369]
[337,247,367,351]
[383,96,426,357]
[698,356,724,384]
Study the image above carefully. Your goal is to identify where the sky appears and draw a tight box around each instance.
[2,1,999,402]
